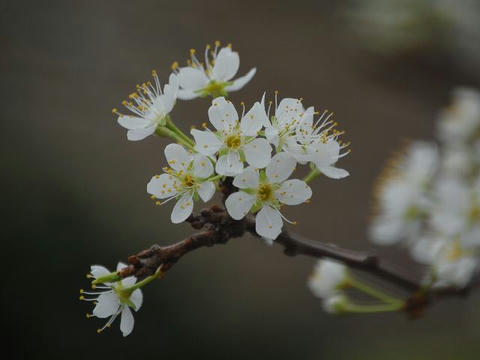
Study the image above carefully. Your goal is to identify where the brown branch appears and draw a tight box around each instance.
[120,204,419,292]
[116,179,478,317]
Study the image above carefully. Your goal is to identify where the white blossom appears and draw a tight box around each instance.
[429,176,480,239]
[264,95,349,179]
[191,97,272,176]
[308,259,349,299]
[437,87,480,145]
[322,294,349,314]
[81,263,143,337]
[369,141,439,245]
[147,143,216,223]
[115,72,179,141]
[225,152,311,239]
[174,42,256,100]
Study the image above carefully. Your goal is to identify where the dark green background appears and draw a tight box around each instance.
[2,0,479,359]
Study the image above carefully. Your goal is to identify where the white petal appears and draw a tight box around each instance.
[211,47,240,82]
[216,151,244,176]
[191,129,223,156]
[177,67,209,91]
[90,265,111,279]
[130,289,143,311]
[233,167,259,189]
[225,191,256,220]
[177,89,199,100]
[255,206,283,240]
[310,140,340,166]
[117,262,128,272]
[197,181,216,202]
[208,97,238,131]
[147,174,178,199]
[193,154,214,178]
[276,179,312,205]
[126,126,156,141]
[225,68,256,92]
[165,143,193,172]
[121,276,137,288]
[93,292,120,318]
[164,73,179,105]
[243,138,272,169]
[120,306,135,337]
[266,152,296,183]
[318,166,349,179]
[275,98,304,127]
[118,116,149,130]
[171,193,194,224]
[240,102,268,136]
[265,126,279,147]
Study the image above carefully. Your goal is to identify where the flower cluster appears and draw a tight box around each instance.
[369,87,480,289]
[83,41,350,336]
[80,263,143,337]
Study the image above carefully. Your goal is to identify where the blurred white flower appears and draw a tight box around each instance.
[322,294,349,314]
[370,141,439,245]
[430,176,480,238]
[191,97,272,176]
[115,72,179,141]
[174,42,256,100]
[437,87,480,145]
[308,259,349,299]
[147,143,216,223]
[225,152,311,239]
[434,240,477,288]
[81,263,143,337]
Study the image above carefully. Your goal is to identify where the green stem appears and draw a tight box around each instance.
[348,277,404,306]
[343,302,404,314]
[125,266,163,292]
[166,117,195,147]
[156,126,194,151]
[304,167,321,184]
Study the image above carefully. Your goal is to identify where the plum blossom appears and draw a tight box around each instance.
[308,259,349,299]
[174,42,256,100]
[225,152,312,239]
[80,263,143,337]
[114,72,179,141]
[263,94,349,179]
[147,143,216,223]
[191,97,272,176]
[437,87,480,145]
[369,141,439,245]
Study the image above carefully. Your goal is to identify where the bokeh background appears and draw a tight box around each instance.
[2,0,480,359]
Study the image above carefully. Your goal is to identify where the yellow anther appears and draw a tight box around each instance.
[150,195,156,200]
[171,61,179,70]
[215,40,220,46]
[86,274,93,279]
[227,43,232,48]
[206,44,211,50]
[155,201,161,206]
[152,69,157,76]
[79,296,85,300]
[190,48,196,55]
[121,100,128,106]
[128,92,138,99]
[86,313,92,319]
[111,108,118,114]
[202,122,207,128]
[97,329,102,334]
[80,289,84,293]
[91,284,96,289]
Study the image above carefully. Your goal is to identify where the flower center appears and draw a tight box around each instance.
[446,242,463,262]
[225,134,242,149]
[257,183,274,202]
[182,174,195,188]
